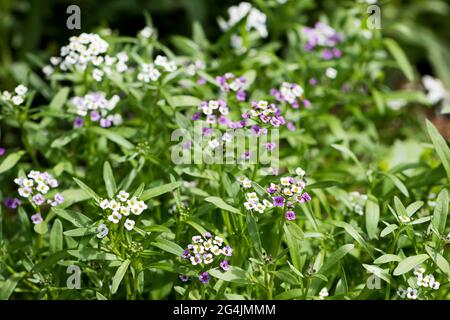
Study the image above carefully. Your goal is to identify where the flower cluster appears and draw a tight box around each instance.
[348,191,368,216]
[181,232,232,284]
[271,82,308,109]
[137,55,177,83]
[414,267,440,290]
[14,171,64,208]
[240,168,311,220]
[216,73,247,101]
[70,92,122,128]
[303,22,343,59]
[50,33,109,75]
[99,190,148,231]
[242,100,286,128]
[397,287,418,300]
[1,85,28,106]
[422,75,450,108]
[192,100,230,125]
[218,2,268,39]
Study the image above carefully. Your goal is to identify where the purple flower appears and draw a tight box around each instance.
[191,112,201,121]
[181,249,190,259]
[54,193,64,205]
[0,147,5,157]
[236,90,246,101]
[203,127,213,136]
[179,275,190,282]
[204,232,212,239]
[285,210,296,221]
[197,77,206,85]
[4,197,21,209]
[302,192,312,202]
[31,213,43,224]
[267,187,276,194]
[100,118,112,128]
[273,196,285,207]
[218,115,229,125]
[322,49,333,60]
[302,99,311,108]
[199,272,210,284]
[242,151,251,160]
[222,245,233,256]
[251,125,261,136]
[220,260,231,271]
[32,194,45,206]
[309,78,317,86]
[287,122,296,131]
[266,142,276,151]
[332,47,342,58]
[73,117,84,128]
[182,140,192,150]
[90,111,101,122]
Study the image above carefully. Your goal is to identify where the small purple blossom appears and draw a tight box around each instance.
[181,249,190,259]
[236,90,246,101]
[285,210,296,221]
[0,147,5,157]
[100,118,112,128]
[273,196,285,207]
[332,47,342,58]
[302,192,312,202]
[31,213,43,224]
[182,140,192,150]
[191,112,201,121]
[309,78,317,86]
[32,194,45,206]
[323,48,333,60]
[199,272,210,284]
[220,260,231,271]
[53,193,64,205]
[179,275,190,282]
[197,77,206,85]
[242,151,251,160]
[204,232,212,239]
[222,246,233,256]
[266,142,276,151]
[303,99,311,108]
[203,127,213,136]
[287,122,296,131]
[90,111,101,122]
[73,117,84,128]
[4,197,21,209]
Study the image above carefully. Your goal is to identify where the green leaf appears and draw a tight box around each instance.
[274,289,303,300]
[393,254,429,276]
[111,259,131,294]
[331,144,366,177]
[49,87,70,110]
[246,212,262,254]
[140,182,182,201]
[68,248,118,261]
[426,119,450,182]
[380,224,398,237]
[204,196,241,215]
[89,127,134,149]
[185,220,208,237]
[209,266,250,284]
[34,222,48,234]
[365,199,380,239]
[50,131,79,148]
[171,95,202,108]
[52,207,92,228]
[319,244,355,274]
[362,264,393,285]
[73,178,101,203]
[374,254,401,264]
[63,226,97,237]
[384,38,415,81]
[331,221,374,258]
[432,189,448,234]
[0,272,25,299]
[103,162,117,199]
[49,219,63,253]
[383,173,409,197]
[406,201,424,217]
[0,151,25,174]
[151,238,184,256]
[96,292,108,300]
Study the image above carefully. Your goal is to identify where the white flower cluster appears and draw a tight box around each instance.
[238,176,252,189]
[1,85,28,106]
[137,55,177,83]
[219,2,268,38]
[14,170,64,207]
[319,288,329,300]
[57,33,109,71]
[414,267,440,290]
[70,92,122,127]
[185,60,205,76]
[279,82,304,104]
[182,233,232,266]
[397,287,418,300]
[99,190,148,231]
[422,75,450,108]
[348,191,368,215]
[243,192,274,213]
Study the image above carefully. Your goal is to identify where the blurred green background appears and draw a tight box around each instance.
[0,0,449,88]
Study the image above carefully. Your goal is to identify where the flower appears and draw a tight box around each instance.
[0,147,5,156]
[273,196,285,207]
[31,213,43,224]
[179,275,190,282]
[325,67,338,79]
[406,287,418,299]
[319,288,329,299]
[220,260,231,271]
[73,117,84,128]
[108,211,122,224]
[219,2,268,39]
[139,26,154,39]
[199,272,210,284]
[97,224,109,238]
[303,22,343,52]
[124,219,135,231]
[285,210,296,220]
[4,198,21,209]
[422,75,450,105]
[32,194,45,206]
[398,215,411,223]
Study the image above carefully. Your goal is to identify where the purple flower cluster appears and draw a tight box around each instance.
[180,232,232,285]
[271,82,309,109]
[242,100,286,128]
[303,22,343,59]
[216,73,247,101]
[192,100,230,127]
[4,197,21,209]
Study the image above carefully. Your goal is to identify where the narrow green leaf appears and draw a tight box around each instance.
[365,199,380,239]
[384,38,415,81]
[49,219,63,253]
[73,178,101,203]
[0,151,25,174]
[103,162,117,199]
[426,119,450,182]
[204,196,241,215]
[111,259,131,294]
[140,182,182,201]
[432,189,448,234]
[393,254,429,276]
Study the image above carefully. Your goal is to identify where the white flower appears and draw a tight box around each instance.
[108,200,120,212]
[15,85,28,96]
[422,75,450,104]
[295,167,306,177]
[325,67,338,79]
[208,139,220,149]
[213,236,224,246]
[99,199,110,209]
[190,254,202,266]
[398,215,411,223]
[18,187,32,198]
[97,224,109,238]
[36,183,50,194]
[140,26,154,39]
[108,211,122,224]
[124,219,135,231]
[255,203,266,213]
[211,245,221,255]
[193,244,205,254]
[246,192,259,204]
[319,288,329,299]
[119,206,130,216]
[244,202,255,210]
[43,65,54,76]
[262,199,273,208]
[406,287,418,299]
[203,240,213,251]
[192,235,203,243]
[203,253,214,264]
[117,190,130,202]
[22,179,34,187]
[11,95,24,105]
[280,177,291,186]
[92,68,104,81]
[242,179,252,189]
